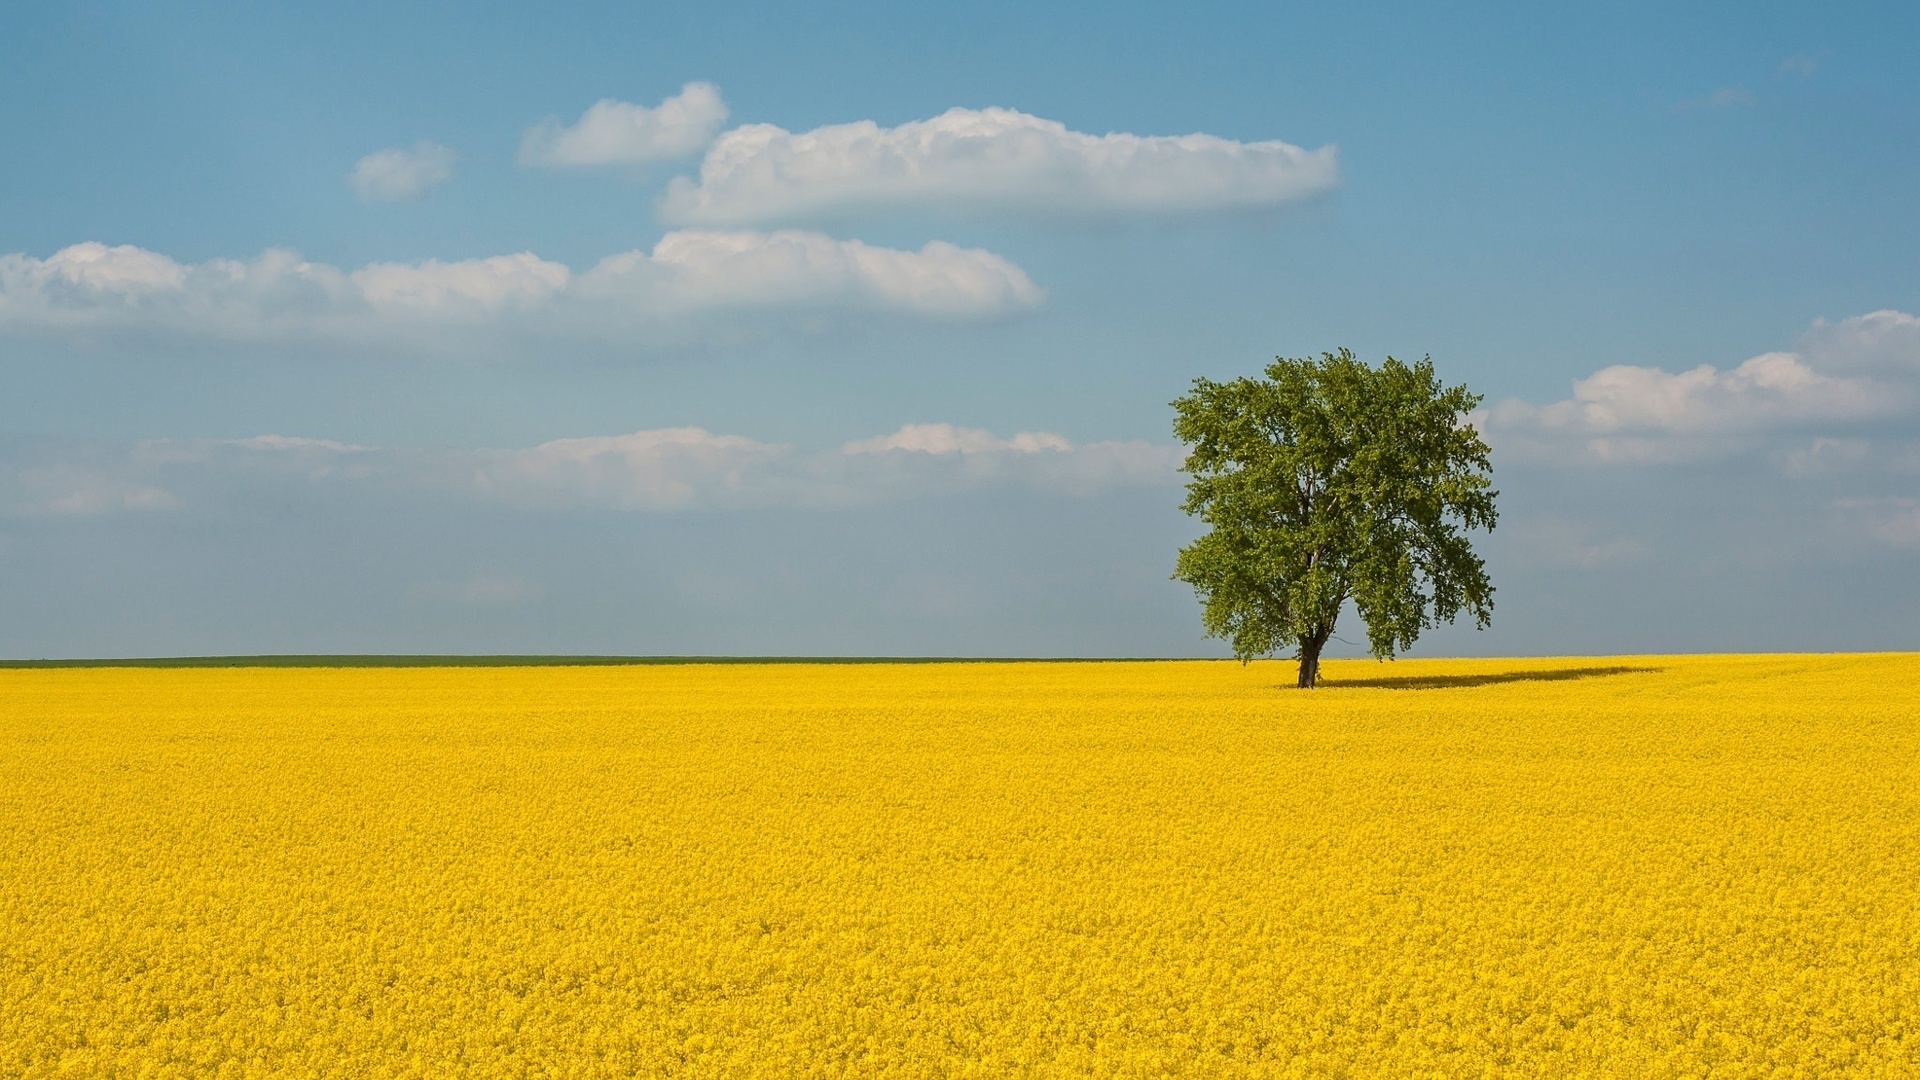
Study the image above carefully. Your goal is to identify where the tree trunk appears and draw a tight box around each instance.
[1297,630,1329,689]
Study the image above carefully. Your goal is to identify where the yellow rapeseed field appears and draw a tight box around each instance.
[2,654,1917,1077]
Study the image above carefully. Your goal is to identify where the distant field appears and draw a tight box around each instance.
[3,656,1916,1076]
[0,655,1150,668]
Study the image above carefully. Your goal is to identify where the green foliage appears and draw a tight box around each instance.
[1172,349,1497,686]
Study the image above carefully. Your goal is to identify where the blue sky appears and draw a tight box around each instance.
[2,1,1917,657]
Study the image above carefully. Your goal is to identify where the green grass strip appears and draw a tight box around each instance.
[0,654,1182,669]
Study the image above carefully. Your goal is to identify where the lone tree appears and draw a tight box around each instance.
[1172,349,1497,688]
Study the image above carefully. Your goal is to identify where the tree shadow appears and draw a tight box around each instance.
[1322,664,1661,690]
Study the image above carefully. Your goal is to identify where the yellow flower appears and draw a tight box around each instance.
[0,655,1915,1076]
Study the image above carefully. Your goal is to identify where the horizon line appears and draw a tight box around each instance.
[2,650,1913,669]
[0,654,1206,669]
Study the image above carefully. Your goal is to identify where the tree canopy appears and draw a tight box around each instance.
[1172,349,1498,687]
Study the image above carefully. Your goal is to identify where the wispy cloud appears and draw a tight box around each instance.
[841,423,1070,455]
[1,424,1182,519]
[1509,519,1652,570]
[458,423,1180,508]
[6,464,179,517]
[1835,497,1920,548]
[1778,51,1826,77]
[1675,87,1755,112]
[349,142,457,202]
[519,82,728,167]
[465,428,791,510]
[406,574,547,607]
[659,106,1338,225]
[0,233,1043,352]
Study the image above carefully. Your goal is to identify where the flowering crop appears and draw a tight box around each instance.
[2,655,1916,1076]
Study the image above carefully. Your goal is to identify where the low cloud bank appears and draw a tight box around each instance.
[0,423,1182,519]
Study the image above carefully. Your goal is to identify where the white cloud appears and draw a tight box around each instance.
[349,142,457,202]
[6,241,188,295]
[353,253,571,313]
[1798,309,1920,372]
[659,106,1338,225]
[1493,351,1880,438]
[577,231,1043,317]
[0,242,565,343]
[519,82,728,167]
[0,232,1041,350]
[1486,309,1920,465]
